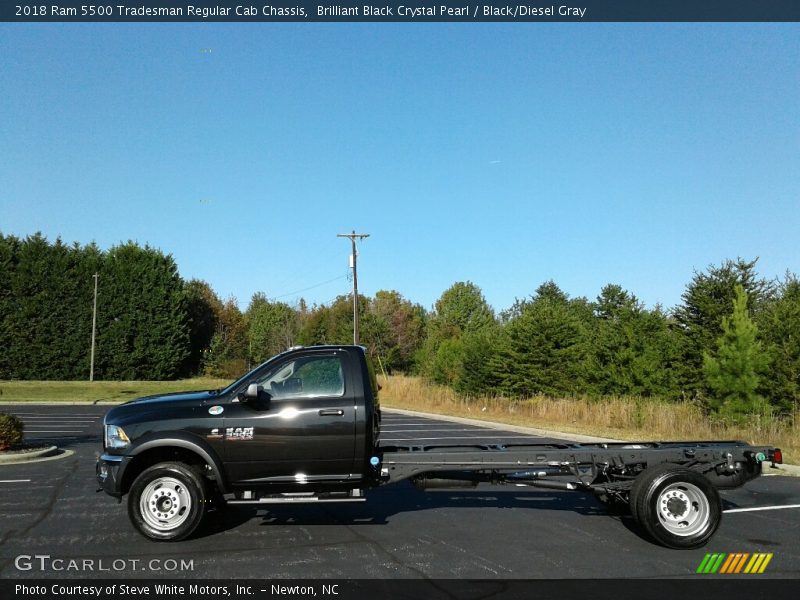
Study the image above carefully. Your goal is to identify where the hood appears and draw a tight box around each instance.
[104,389,219,426]
[124,390,219,406]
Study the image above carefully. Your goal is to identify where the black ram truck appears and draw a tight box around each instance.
[97,344,782,549]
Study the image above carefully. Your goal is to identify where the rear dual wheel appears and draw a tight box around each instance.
[630,463,721,549]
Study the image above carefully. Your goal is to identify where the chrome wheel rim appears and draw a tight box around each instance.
[140,476,192,531]
[656,482,709,536]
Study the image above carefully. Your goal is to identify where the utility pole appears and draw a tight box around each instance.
[337,230,370,345]
[89,273,99,382]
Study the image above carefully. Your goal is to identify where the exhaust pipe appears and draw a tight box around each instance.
[521,480,581,491]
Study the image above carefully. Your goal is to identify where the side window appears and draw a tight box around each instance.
[256,355,345,399]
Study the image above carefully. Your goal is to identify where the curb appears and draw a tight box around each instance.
[767,463,800,477]
[0,448,76,465]
[0,445,59,465]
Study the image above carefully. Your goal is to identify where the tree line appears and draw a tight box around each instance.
[1,233,798,420]
[417,265,800,421]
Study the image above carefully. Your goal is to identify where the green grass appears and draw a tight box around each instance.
[0,378,232,403]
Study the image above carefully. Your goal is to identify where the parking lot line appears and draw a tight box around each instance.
[8,413,102,417]
[24,429,85,433]
[22,423,96,426]
[724,504,800,513]
[381,435,542,441]
[19,417,99,420]
[0,480,32,483]
[381,428,496,433]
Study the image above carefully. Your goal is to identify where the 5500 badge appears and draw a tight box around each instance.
[226,427,254,441]
[206,426,254,441]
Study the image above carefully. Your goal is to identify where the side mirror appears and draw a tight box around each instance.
[238,383,264,404]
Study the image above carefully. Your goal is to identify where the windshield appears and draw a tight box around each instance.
[215,349,293,396]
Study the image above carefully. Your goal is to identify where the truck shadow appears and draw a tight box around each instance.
[201,482,623,537]
[201,485,768,545]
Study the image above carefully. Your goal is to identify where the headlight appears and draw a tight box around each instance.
[104,425,130,450]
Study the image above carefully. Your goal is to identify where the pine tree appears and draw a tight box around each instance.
[588,285,680,397]
[455,325,504,396]
[494,282,590,398]
[703,285,770,419]
[675,258,774,396]
[758,275,800,413]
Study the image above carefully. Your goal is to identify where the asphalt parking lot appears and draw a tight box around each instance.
[1,404,799,579]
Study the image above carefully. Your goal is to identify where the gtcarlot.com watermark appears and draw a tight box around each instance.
[15,554,194,572]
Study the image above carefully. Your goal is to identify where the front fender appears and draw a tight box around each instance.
[125,431,229,494]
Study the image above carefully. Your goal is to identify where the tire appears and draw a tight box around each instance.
[128,462,208,542]
[631,463,721,549]
[629,462,680,523]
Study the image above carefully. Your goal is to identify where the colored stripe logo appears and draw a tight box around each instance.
[696,553,773,574]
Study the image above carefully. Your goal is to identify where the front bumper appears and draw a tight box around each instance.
[96,453,128,497]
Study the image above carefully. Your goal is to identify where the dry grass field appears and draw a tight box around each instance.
[0,378,231,403]
[380,374,800,463]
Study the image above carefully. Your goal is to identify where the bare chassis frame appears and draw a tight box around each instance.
[377,441,777,498]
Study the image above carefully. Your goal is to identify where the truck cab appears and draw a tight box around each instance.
[97,345,380,540]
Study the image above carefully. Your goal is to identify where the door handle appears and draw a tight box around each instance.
[319,409,344,417]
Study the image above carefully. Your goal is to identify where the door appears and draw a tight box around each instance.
[222,351,356,485]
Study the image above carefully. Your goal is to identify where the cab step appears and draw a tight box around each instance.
[227,490,366,504]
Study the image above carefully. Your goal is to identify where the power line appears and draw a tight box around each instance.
[268,273,349,300]
[337,231,370,345]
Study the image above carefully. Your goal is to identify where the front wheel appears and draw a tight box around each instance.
[128,462,207,542]
[631,463,721,549]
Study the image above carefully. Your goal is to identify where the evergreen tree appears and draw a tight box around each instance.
[246,293,298,363]
[455,325,504,396]
[588,285,680,397]
[94,242,189,380]
[183,279,222,376]
[703,285,770,418]
[494,282,590,397]
[758,275,800,413]
[7,233,60,378]
[674,258,774,396]
[0,234,20,378]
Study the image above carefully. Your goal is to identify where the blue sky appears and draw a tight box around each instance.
[1,24,798,313]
